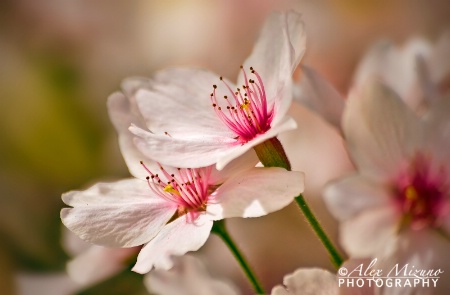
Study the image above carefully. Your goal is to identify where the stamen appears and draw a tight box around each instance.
[140,161,212,214]
[210,67,273,143]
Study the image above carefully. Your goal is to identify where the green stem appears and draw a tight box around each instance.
[212,220,266,294]
[295,194,343,268]
[254,137,344,269]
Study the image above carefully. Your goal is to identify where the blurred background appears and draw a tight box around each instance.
[1,0,450,294]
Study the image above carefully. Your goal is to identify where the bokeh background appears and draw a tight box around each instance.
[1,0,450,294]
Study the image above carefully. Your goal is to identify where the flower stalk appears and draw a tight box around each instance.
[254,137,344,268]
[212,220,266,294]
[253,137,291,170]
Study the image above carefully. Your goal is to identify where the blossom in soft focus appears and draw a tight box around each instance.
[324,80,450,293]
[271,268,338,295]
[128,10,305,170]
[60,82,304,274]
[295,34,450,130]
[353,35,450,112]
[67,246,139,286]
[62,229,139,287]
[271,260,374,295]
[145,255,240,295]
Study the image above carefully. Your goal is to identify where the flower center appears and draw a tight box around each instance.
[210,66,274,143]
[395,155,448,230]
[140,161,212,216]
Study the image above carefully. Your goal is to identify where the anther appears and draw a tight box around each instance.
[219,76,223,80]
[213,85,217,89]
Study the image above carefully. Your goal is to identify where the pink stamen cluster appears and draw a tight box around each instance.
[140,161,212,216]
[395,155,448,230]
[211,66,274,143]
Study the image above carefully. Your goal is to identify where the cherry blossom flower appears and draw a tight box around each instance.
[145,255,241,295]
[323,81,450,292]
[128,10,306,170]
[61,87,304,274]
[271,260,373,295]
[272,268,339,295]
[66,245,139,287]
[295,34,450,130]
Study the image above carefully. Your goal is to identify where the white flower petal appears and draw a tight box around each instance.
[423,94,450,172]
[271,268,338,295]
[375,229,450,295]
[343,81,423,181]
[340,206,399,257]
[239,11,305,104]
[324,175,391,220]
[216,116,297,170]
[207,167,304,220]
[135,68,235,138]
[272,78,294,127]
[209,149,259,185]
[61,179,176,247]
[67,246,137,286]
[294,66,345,130]
[130,125,235,168]
[144,255,241,295]
[121,76,154,98]
[429,32,450,85]
[132,214,213,273]
[353,39,432,102]
[107,92,150,178]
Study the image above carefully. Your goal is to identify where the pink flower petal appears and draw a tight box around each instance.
[107,92,151,179]
[271,268,338,295]
[61,179,176,247]
[67,246,136,286]
[423,95,450,171]
[238,11,306,108]
[375,229,450,294]
[209,149,259,184]
[294,66,345,130]
[130,124,236,168]
[132,213,213,273]
[135,68,235,138]
[340,206,399,257]
[207,167,304,219]
[144,255,240,295]
[353,39,432,103]
[324,175,391,220]
[343,81,423,181]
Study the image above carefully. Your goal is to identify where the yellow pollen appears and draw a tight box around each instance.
[164,184,180,195]
[405,185,418,200]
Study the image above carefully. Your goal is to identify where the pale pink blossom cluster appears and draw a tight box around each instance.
[59,9,450,295]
